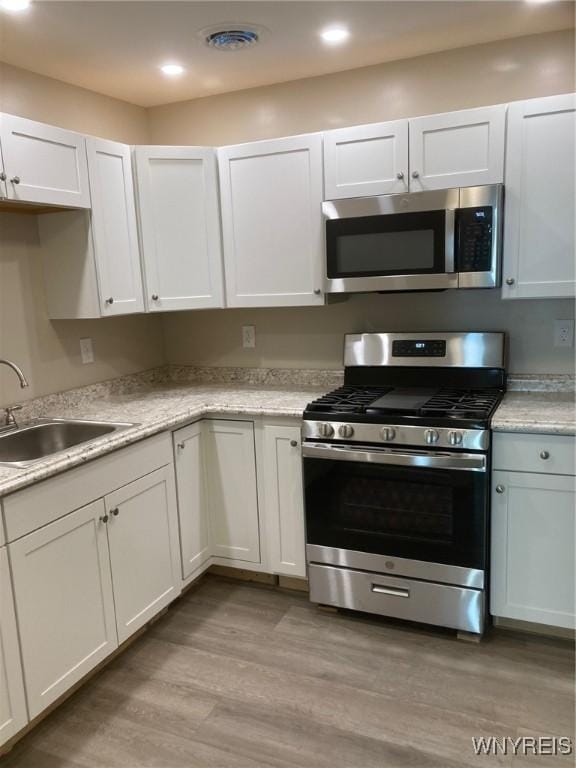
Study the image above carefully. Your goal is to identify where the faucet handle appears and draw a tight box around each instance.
[4,404,23,426]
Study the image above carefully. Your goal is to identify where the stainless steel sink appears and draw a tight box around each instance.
[0,419,137,468]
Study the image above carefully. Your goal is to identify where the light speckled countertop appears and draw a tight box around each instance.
[492,390,576,436]
[0,382,324,498]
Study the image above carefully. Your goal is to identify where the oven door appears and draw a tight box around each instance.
[323,190,459,293]
[303,443,488,576]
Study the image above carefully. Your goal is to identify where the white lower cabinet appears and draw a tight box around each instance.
[9,499,118,719]
[491,433,576,629]
[105,467,181,644]
[174,422,211,579]
[0,547,28,747]
[262,424,306,578]
[204,420,260,563]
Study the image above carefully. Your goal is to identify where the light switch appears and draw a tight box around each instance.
[80,337,94,364]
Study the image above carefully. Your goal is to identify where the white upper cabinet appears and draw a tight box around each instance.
[134,146,225,311]
[0,547,28,748]
[323,120,409,199]
[408,105,506,191]
[204,420,260,563]
[0,113,90,207]
[502,93,575,299]
[218,134,325,307]
[86,137,144,315]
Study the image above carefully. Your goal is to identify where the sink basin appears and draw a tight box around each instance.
[0,419,137,468]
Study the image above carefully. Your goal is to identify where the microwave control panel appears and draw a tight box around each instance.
[457,206,493,272]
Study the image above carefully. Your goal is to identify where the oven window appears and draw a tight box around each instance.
[304,457,486,569]
[326,210,446,278]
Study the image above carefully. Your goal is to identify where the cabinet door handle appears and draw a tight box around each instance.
[110,508,119,516]
[396,171,404,180]
[539,450,550,460]
[10,176,20,184]
[313,289,322,296]
[505,278,515,286]
[177,442,185,450]
[105,297,114,305]
[151,294,159,301]
[495,485,505,494]
[99,515,109,524]
[0,172,6,182]
[411,170,420,179]
[290,440,298,447]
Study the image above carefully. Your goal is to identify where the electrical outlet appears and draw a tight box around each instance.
[554,319,574,348]
[80,337,94,364]
[242,325,256,349]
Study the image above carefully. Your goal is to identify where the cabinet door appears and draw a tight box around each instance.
[0,113,90,207]
[502,94,575,299]
[134,146,225,311]
[324,120,409,199]
[204,420,260,562]
[491,470,575,629]
[408,105,506,191]
[86,137,144,315]
[106,466,180,644]
[218,134,324,307]
[0,547,28,747]
[9,500,117,719]
[263,425,306,578]
[174,422,211,579]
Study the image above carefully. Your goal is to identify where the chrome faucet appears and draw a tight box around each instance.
[0,359,29,430]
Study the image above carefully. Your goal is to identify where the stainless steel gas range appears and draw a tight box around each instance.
[302,332,506,637]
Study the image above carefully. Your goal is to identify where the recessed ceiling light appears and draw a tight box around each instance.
[1,0,31,12]
[160,63,184,77]
[320,27,350,45]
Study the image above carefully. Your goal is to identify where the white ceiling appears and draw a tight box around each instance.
[0,1,574,107]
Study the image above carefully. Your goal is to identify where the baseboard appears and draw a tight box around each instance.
[208,564,278,585]
[493,616,575,641]
[278,575,309,592]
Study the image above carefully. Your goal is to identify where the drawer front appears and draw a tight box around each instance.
[493,432,575,476]
[308,564,484,634]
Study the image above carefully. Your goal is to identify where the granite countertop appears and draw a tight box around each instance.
[492,390,576,436]
[0,382,324,498]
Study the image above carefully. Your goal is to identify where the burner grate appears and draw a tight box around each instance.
[306,386,390,414]
[420,389,502,418]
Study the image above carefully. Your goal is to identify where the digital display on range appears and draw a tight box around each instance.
[392,340,446,357]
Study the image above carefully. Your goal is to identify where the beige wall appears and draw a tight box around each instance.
[154,30,576,375]
[0,64,161,408]
[148,30,575,145]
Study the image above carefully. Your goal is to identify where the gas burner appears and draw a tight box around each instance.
[420,389,502,419]
[306,386,390,415]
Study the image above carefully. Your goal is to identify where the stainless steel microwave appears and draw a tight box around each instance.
[322,184,503,294]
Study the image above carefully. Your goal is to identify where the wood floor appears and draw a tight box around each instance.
[3,575,574,768]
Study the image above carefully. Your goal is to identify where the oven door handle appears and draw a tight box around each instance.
[301,442,486,472]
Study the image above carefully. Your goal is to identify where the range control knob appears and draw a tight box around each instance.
[380,427,396,442]
[317,423,335,438]
[338,424,354,439]
[425,428,439,445]
[448,430,463,446]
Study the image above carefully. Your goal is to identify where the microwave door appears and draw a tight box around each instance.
[324,202,458,294]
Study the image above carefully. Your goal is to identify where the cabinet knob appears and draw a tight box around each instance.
[290,440,298,447]
[313,289,322,296]
[110,508,119,516]
[505,278,515,286]
[495,485,505,494]
[151,294,159,301]
[0,172,6,182]
[540,450,550,460]
[396,172,405,180]
[99,515,109,524]
[105,297,114,305]
[10,176,20,184]
[411,171,420,179]
[177,442,185,450]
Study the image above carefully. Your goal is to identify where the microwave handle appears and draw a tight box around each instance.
[445,208,456,273]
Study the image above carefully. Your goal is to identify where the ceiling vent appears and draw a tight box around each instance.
[201,24,264,51]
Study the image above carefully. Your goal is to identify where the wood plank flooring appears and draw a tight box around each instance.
[3,575,574,768]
